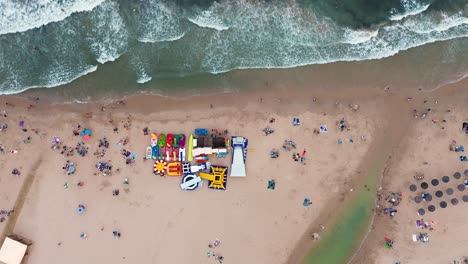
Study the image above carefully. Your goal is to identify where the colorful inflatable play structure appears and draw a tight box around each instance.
[147,129,248,191]
[166,161,182,176]
[180,174,201,190]
[230,136,248,177]
[200,166,228,190]
[153,160,167,175]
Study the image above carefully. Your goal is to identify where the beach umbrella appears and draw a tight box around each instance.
[420,182,428,189]
[453,172,461,179]
[80,131,85,137]
[446,188,454,195]
[68,164,76,174]
[414,196,422,203]
[417,208,425,216]
[84,129,91,135]
[435,191,443,198]
[428,205,435,212]
[463,195,468,202]
[457,184,465,191]
[464,170,468,177]
[451,198,459,205]
[77,205,85,215]
[424,194,432,201]
[409,184,417,192]
[83,134,90,141]
[442,176,449,183]
[431,179,439,186]
[439,201,447,208]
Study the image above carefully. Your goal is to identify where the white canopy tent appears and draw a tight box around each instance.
[0,238,28,264]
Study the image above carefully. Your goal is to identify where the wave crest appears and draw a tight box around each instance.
[0,0,105,35]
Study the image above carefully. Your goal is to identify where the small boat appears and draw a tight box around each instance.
[158,134,166,148]
[195,154,209,161]
[151,145,159,160]
[146,146,152,159]
[188,134,194,162]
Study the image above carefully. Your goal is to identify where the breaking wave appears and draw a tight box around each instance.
[0,0,105,35]
[390,0,431,21]
[0,0,467,95]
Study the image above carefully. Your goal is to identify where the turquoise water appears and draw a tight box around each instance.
[0,0,467,95]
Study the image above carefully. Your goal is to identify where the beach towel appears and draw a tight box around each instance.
[319,125,328,133]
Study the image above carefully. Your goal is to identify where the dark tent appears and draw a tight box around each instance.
[212,137,226,148]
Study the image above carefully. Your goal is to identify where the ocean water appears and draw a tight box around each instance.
[0,0,467,96]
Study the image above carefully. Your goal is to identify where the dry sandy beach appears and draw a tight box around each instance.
[0,79,467,264]
[0,88,379,264]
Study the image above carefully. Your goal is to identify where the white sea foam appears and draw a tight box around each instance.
[138,32,185,43]
[136,75,152,84]
[390,0,430,21]
[0,65,98,95]
[133,61,152,84]
[134,1,185,43]
[88,1,128,64]
[188,10,229,31]
[202,0,468,74]
[1,0,468,95]
[405,13,468,34]
[0,0,105,35]
[342,29,379,44]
